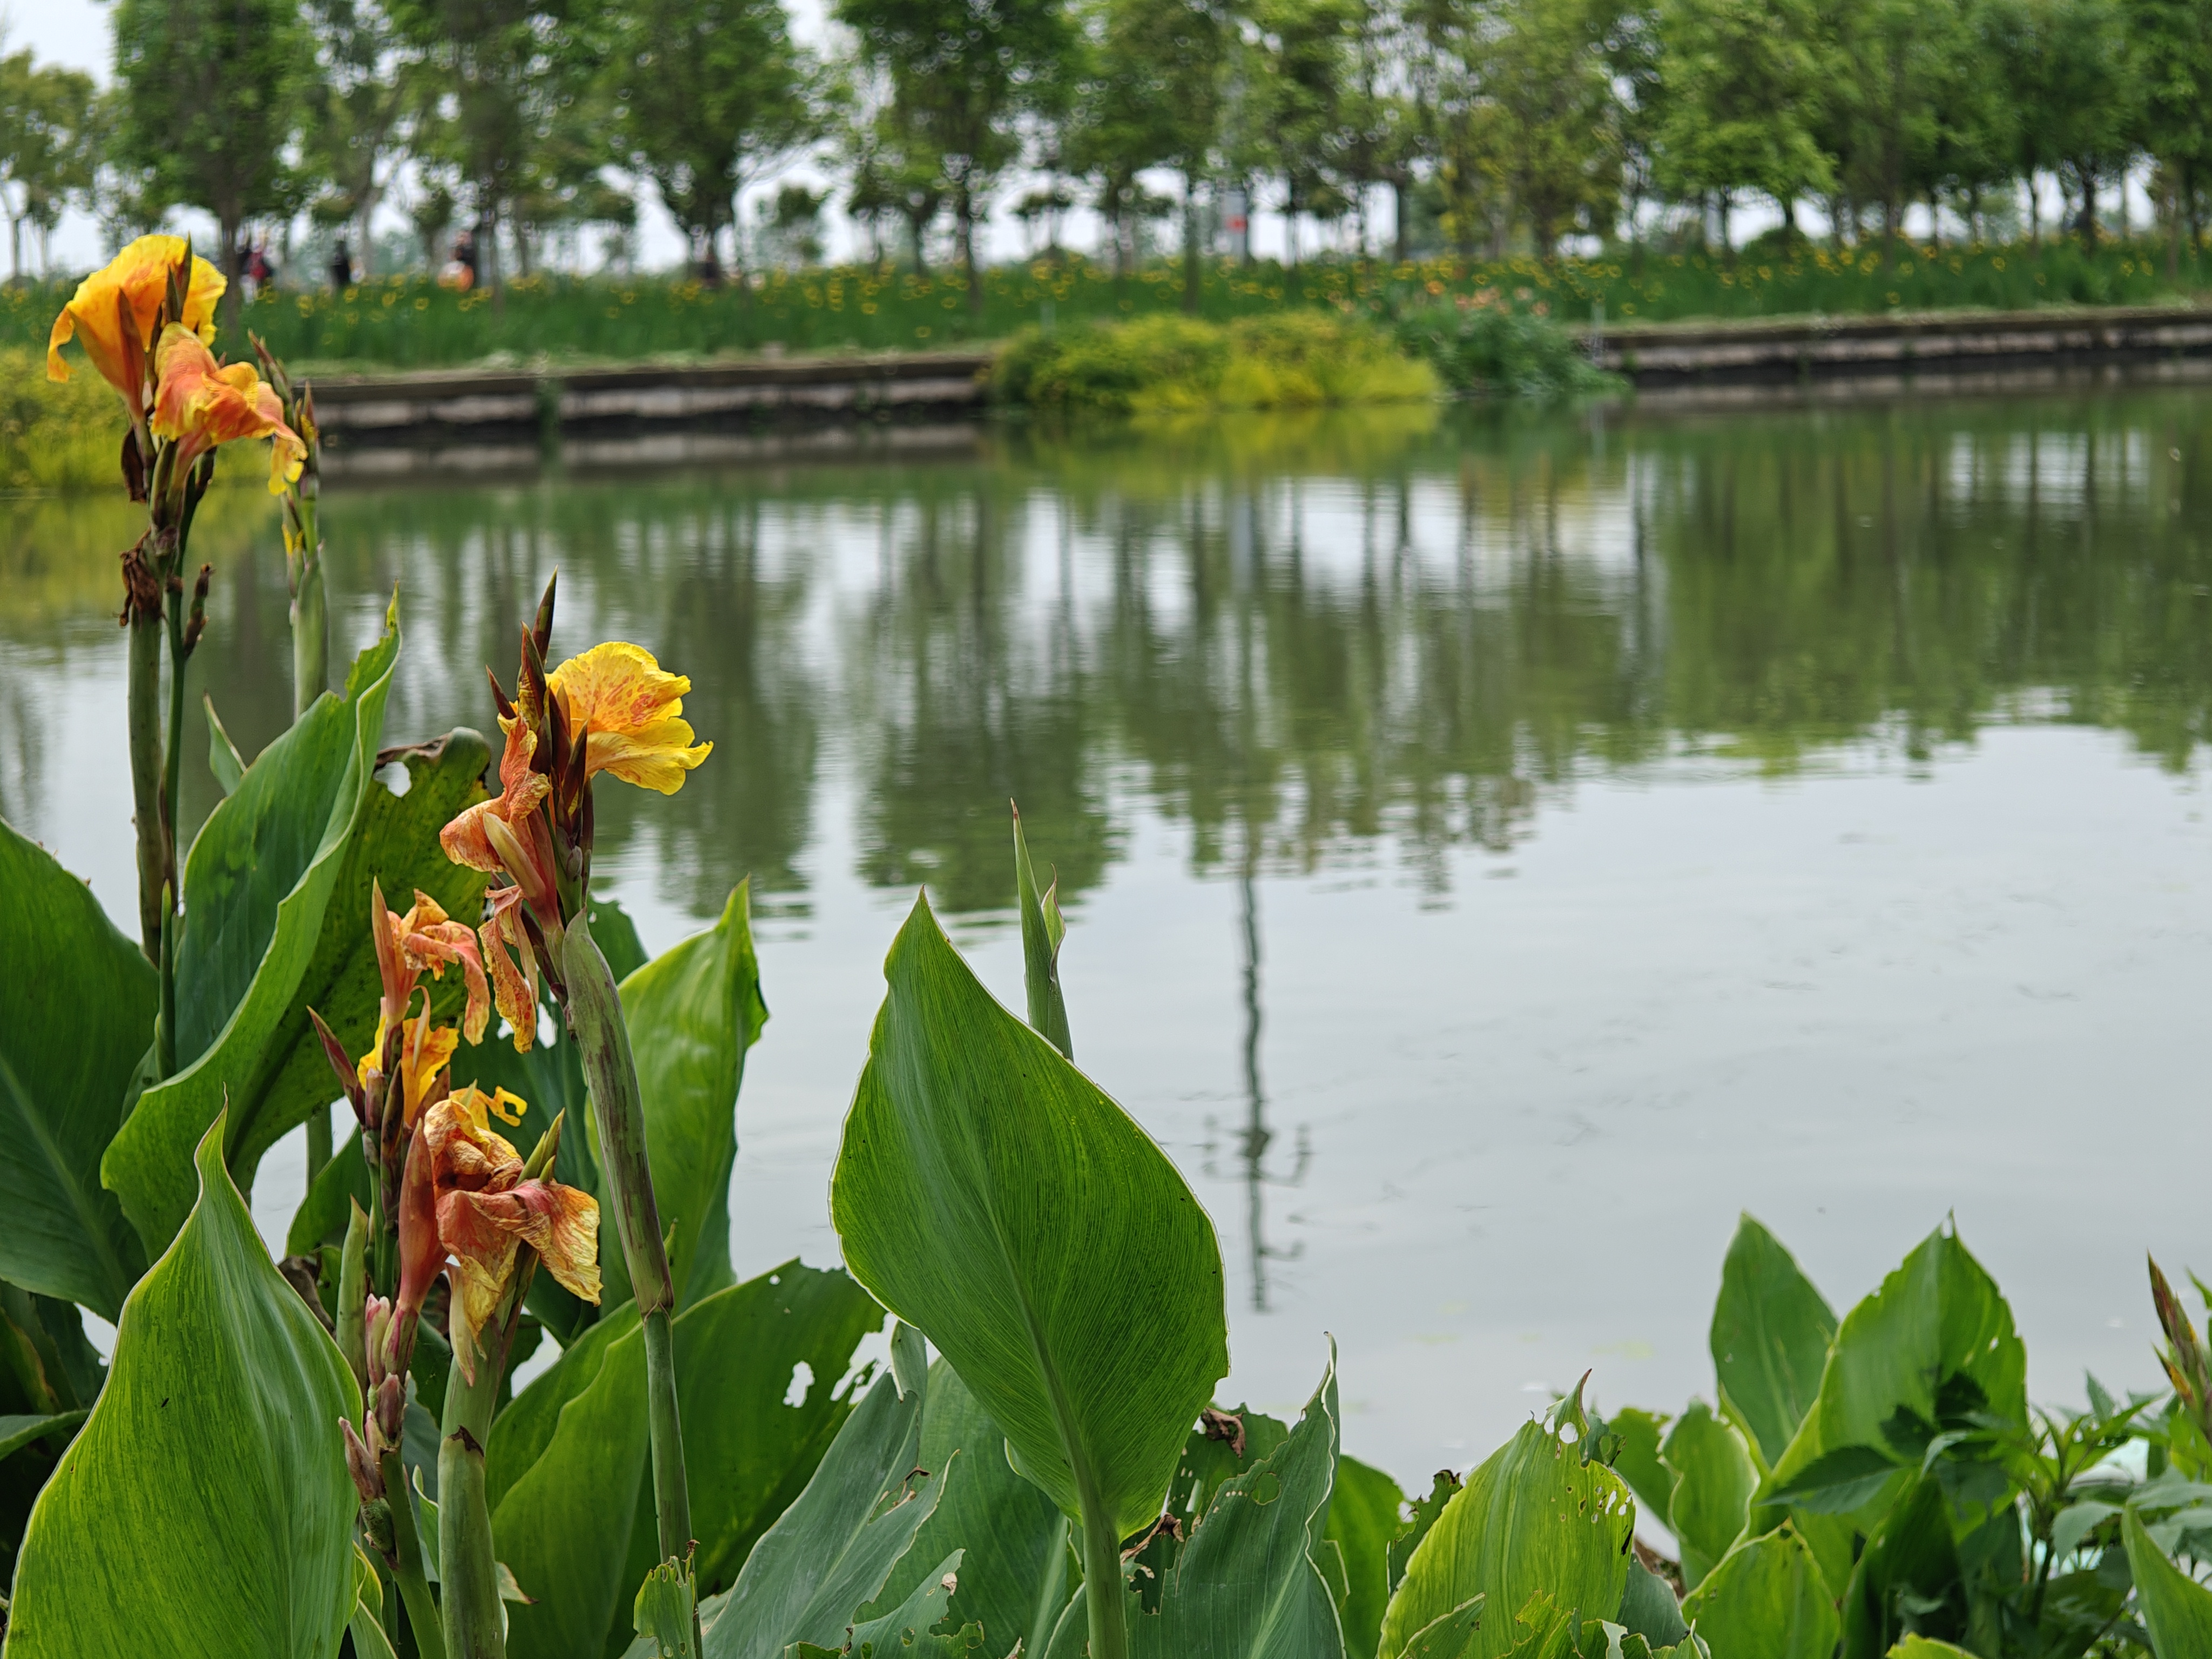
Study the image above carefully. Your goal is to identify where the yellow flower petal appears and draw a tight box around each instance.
[48,235,224,415]
[150,324,306,488]
[548,641,713,794]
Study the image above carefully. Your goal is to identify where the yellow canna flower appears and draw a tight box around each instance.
[420,1087,600,1381]
[46,234,225,420]
[547,642,713,794]
[358,1007,459,1128]
[149,324,307,494]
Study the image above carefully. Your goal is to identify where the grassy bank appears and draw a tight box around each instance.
[2,237,2206,375]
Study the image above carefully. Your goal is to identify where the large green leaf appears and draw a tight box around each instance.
[1608,1408,1674,1529]
[103,610,423,1251]
[1327,1455,1408,1659]
[1678,1526,1836,1659]
[687,1325,947,1659]
[491,1262,882,1659]
[2122,1509,2212,1659]
[1129,1348,1347,1658]
[598,881,767,1312]
[5,1115,362,1659]
[1012,804,1072,1058]
[1663,1402,1756,1590]
[1838,1473,1963,1658]
[491,1310,653,1659]
[1755,1226,2024,1591]
[1376,1418,1634,1659]
[0,819,154,1319]
[860,1358,1071,1659]
[1710,1217,1835,1472]
[830,892,1229,1542]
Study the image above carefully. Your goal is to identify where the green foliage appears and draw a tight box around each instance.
[4,1118,361,1659]
[2124,1506,2212,1658]
[1662,1403,1757,1589]
[995,311,1437,414]
[1678,1526,1836,1659]
[489,1261,882,1657]
[0,347,122,493]
[858,1359,1070,1659]
[1709,1215,1835,1472]
[0,818,153,1319]
[603,880,767,1311]
[1377,1413,1635,1659]
[830,891,1229,1544]
[1329,1454,1412,1659]
[1391,294,1615,401]
[100,609,417,1253]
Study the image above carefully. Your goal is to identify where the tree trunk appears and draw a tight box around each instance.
[2075,165,2097,251]
[1182,177,1202,315]
[219,209,245,335]
[2026,174,2039,246]
[959,182,983,316]
[1391,177,1409,262]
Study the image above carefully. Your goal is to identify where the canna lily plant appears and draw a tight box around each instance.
[45,236,307,1081]
[439,575,712,1646]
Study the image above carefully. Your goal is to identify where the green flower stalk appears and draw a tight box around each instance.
[439,576,711,1646]
[45,237,306,1069]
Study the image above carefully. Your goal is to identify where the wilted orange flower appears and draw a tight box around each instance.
[420,1087,599,1380]
[46,234,224,420]
[370,883,490,1044]
[149,325,306,494]
[440,721,559,1049]
[548,642,712,793]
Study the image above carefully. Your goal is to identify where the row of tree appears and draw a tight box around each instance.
[9,0,2211,306]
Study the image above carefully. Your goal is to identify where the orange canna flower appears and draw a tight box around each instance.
[46,234,224,420]
[149,325,307,494]
[370,882,491,1044]
[419,1087,599,1381]
[439,717,556,912]
[548,642,712,794]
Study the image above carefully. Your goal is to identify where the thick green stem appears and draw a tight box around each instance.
[125,608,164,960]
[377,1446,446,1659]
[1080,1504,1129,1659]
[561,913,698,1647]
[158,594,188,1077]
[292,518,327,717]
[440,1332,508,1659]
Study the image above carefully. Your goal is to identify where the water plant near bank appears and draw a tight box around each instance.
[12,242,2212,1659]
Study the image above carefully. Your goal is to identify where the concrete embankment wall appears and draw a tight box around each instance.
[312,305,2212,475]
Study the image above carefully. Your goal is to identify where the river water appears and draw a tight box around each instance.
[5,393,2210,1488]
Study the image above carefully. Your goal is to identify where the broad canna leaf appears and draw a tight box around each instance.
[1041,1350,1348,1659]
[5,1115,362,1659]
[0,818,154,1319]
[1375,1416,1634,1659]
[1753,1225,2024,1593]
[860,1358,1071,1659]
[1710,1216,1836,1472]
[831,892,1229,1545]
[597,881,767,1312]
[1678,1526,1836,1659]
[1838,1473,1963,1658]
[1663,1402,1756,1590]
[103,609,432,1251]
[684,1324,948,1659]
[1327,1454,1410,1659]
[2121,1508,2212,1659]
[490,1262,882,1659]
[1138,1346,1348,1658]
[1615,1557,1688,1649]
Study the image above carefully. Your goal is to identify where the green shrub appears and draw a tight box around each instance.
[993,310,1436,414]
[1391,293,1621,401]
[0,347,132,492]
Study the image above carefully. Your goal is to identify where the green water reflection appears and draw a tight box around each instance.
[3,392,2208,923]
